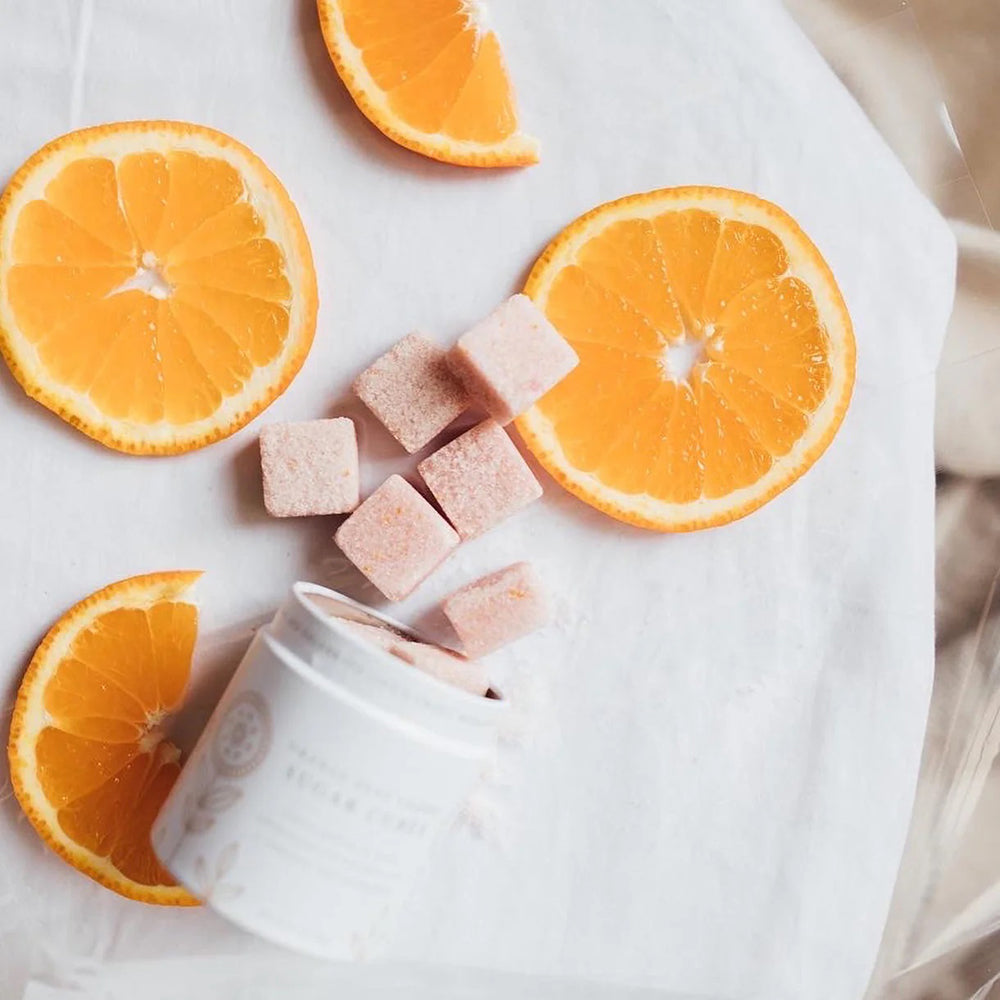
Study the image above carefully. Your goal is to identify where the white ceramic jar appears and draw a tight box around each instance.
[152,582,505,960]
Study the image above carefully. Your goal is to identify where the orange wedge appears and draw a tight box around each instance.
[7,572,201,905]
[516,187,856,531]
[317,0,539,167]
[0,121,318,454]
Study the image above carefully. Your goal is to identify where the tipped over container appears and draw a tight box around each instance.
[152,582,505,960]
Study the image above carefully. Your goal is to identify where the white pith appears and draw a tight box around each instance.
[661,336,707,383]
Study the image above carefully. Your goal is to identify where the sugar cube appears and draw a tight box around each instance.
[334,475,459,601]
[260,418,359,517]
[353,332,470,453]
[392,640,489,697]
[337,618,402,652]
[417,420,542,539]
[447,294,579,424]
[333,609,489,697]
[443,562,552,657]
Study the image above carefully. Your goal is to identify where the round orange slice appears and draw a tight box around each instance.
[317,0,539,167]
[0,121,318,454]
[7,572,201,905]
[516,187,856,531]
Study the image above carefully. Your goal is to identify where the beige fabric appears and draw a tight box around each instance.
[785,3,1000,997]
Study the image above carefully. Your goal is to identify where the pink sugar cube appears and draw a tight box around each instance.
[392,640,489,697]
[334,475,459,601]
[447,294,579,424]
[260,418,359,517]
[417,420,542,539]
[337,615,489,697]
[337,618,402,652]
[443,562,552,658]
[353,332,470,453]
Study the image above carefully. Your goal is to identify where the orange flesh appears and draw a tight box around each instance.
[8,153,292,426]
[36,599,196,887]
[535,209,833,502]
[341,0,519,144]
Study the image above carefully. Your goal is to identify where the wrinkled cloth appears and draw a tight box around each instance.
[0,2,955,999]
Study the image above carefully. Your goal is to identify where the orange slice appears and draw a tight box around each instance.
[0,121,318,454]
[317,0,539,167]
[517,187,856,531]
[7,571,201,905]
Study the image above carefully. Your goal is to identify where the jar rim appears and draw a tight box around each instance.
[285,581,507,716]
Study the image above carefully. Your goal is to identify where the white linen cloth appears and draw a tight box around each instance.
[0,1,955,998]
